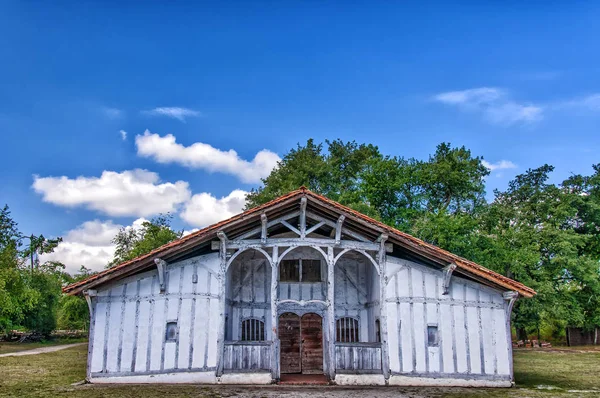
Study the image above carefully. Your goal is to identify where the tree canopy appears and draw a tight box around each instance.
[109,214,183,267]
[248,139,600,340]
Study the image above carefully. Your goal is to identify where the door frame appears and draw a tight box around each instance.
[276,307,328,377]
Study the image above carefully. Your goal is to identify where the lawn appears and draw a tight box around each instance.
[0,345,599,397]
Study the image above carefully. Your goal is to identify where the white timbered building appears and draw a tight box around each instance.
[65,188,535,387]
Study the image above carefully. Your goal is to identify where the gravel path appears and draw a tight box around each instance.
[0,342,86,358]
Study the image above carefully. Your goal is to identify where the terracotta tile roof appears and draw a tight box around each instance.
[301,189,535,297]
[64,187,535,297]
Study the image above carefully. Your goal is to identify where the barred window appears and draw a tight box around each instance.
[336,317,359,343]
[241,318,265,341]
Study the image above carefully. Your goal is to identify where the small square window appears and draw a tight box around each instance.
[166,322,178,342]
[301,260,322,282]
[279,260,300,282]
[427,325,439,347]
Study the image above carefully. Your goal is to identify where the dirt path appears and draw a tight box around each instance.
[0,342,86,358]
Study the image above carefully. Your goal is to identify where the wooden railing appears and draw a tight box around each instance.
[334,342,382,372]
[223,341,272,371]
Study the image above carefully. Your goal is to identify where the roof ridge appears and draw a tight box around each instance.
[64,187,535,297]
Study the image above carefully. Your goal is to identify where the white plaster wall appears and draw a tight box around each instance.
[384,256,511,379]
[89,252,221,377]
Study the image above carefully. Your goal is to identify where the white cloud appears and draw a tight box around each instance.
[558,94,600,111]
[182,228,200,236]
[433,87,543,125]
[102,107,123,119]
[32,169,191,217]
[482,159,517,171]
[142,107,201,122]
[180,189,248,227]
[39,218,147,274]
[135,130,281,183]
[120,130,127,140]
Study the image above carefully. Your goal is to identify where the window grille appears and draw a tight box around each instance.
[336,317,359,342]
[241,318,265,341]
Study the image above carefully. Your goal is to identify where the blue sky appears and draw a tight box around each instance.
[1,1,599,273]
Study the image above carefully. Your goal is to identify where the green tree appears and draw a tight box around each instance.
[109,214,183,267]
[21,262,64,335]
[245,139,382,217]
[57,266,95,330]
[0,205,63,335]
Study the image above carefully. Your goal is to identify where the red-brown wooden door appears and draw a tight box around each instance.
[279,313,301,373]
[278,312,323,374]
[300,313,323,374]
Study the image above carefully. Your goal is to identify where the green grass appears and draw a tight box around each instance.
[0,345,599,397]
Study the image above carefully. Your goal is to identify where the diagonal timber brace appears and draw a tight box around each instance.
[83,289,97,317]
[154,258,168,293]
[503,290,519,314]
[442,263,457,295]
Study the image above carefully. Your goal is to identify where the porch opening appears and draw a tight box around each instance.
[223,249,273,372]
[333,250,383,373]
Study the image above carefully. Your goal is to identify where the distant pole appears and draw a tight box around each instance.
[29,234,35,272]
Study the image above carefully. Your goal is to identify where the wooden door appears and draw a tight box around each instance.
[278,313,301,373]
[300,313,323,374]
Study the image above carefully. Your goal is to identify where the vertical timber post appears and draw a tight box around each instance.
[327,246,336,381]
[503,291,518,383]
[83,289,97,381]
[377,234,390,381]
[335,215,345,245]
[271,246,279,380]
[215,231,228,378]
[299,197,307,238]
[261,213,268,245]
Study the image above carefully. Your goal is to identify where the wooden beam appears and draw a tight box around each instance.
[326,246,336,381]
[83,289,97,317]
[335,215,345,245]
[153,258,167,293]
[503,291,518,315]
[307,211,372,243]
[300,197,307,238]
[376,233,390,380]
[305,221,326,236]
[216,230,228,378]
[503,291,519,382]
[280,220,301,236]
[270,246,279,380]
[442,263,457,295]
[226,237,380,251]
[260,213,268,244]
[234,211,301,241]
